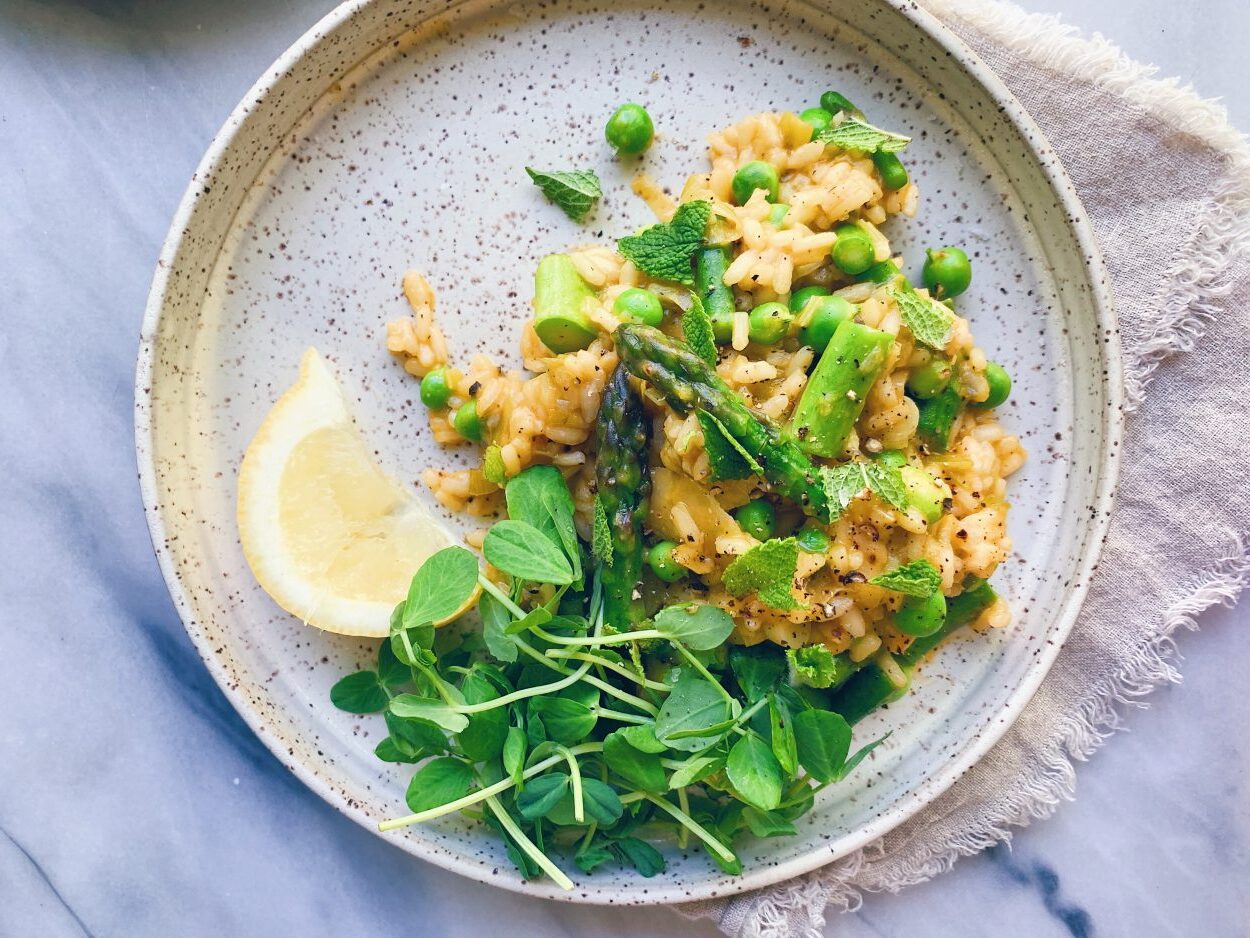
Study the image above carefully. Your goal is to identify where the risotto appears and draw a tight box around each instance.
[388,108,1023,672]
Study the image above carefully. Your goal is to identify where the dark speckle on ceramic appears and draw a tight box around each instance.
[135,0,1121,907]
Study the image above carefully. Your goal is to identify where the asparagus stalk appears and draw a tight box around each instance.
[532,254,598,353]
[595,365,651,631]
[827,580,998,724]
[788,319,894,458]
[915,383,963,453]
[694,246,736,344]
[614,324,831,521]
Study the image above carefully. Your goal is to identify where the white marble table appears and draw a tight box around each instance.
[2,1,1246,935]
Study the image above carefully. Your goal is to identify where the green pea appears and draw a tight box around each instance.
[906,358,953,399]
[981,362,1011,408]
[819,91,856,115]
[452,399,482,442]
[768,203,790,227]
[605,103,654,155]
[613,287,664,327]
[857,259,901,284]
[871,449,907,468]
[647,540,686,583]
[419,367,452,408]
[799,107,833,135]
[872,150,909,190]
[796,521,830,554]
[922,246,972,298]
[747,301,793,345]
[731,160,780,205]
[797,295,856,353]
[893,591,947,637]
[831,223,875,275]
[789,285,831,313]
[734,500,776,541]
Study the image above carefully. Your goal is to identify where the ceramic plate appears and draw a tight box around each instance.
[136,0,1121,905]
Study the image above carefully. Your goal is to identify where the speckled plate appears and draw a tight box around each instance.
[136,0,1121,905]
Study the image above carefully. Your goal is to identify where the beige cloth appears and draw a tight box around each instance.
[681,0,1250,933]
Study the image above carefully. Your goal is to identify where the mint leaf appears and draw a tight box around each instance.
[722,537,802,610]
[697,410,763,483]
[870,558,942,598]
[892,285,954,350]
[815,118,910,154]
[525,167,602,222]
[821,462,909,518]
[617,199,711,285]
[682,293,717,366]
[592,495,613,566]
[785,645,853,689]
[482,444,506,485]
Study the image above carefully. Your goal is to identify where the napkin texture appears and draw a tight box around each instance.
[681,1,1250,933]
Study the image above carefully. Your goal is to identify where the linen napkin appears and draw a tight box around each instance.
[681,0,1250,933]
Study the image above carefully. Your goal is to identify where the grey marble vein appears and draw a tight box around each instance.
[1,0,1246,935]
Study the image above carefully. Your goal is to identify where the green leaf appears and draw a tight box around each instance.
[892,285,955,350]
[385,711,446,759]
[729,644,787,702]
[815,117,910,154]
[603,730,668,792]
[527,695,597,746]
[742,807,797,838]
[329,671,388,714]
[479,590,518,663]
[792,708,852,783]
[505,466,582,583]
[574,841,615,874]
[591,496,613,566]
[547,777,624,826]
[389,694,470,733]
[483,520,575,585]
[652,603,736,651]
[697,410,763,483]
[403,546,481,632]
[666,753,725,789]
[768,695,798,776]
[504,605,554,636]
[516,772,570,819]
[820,462,909,519]
[654,672,733,752]
[786,645,854,690]
[457,667,510,763]
[722,538,802,611]
[404,757,474,813]
[871,558,943,598]
[838,733,890,781]
[682,293,717,367]
[503,726,527,787]
[725,732,783,811]
[377,636,410,689]
[525,167,602,222]
[482,444,507,485]
[619,723,668,754]
[374,738,421,763]
[613,837,666,877]
[616,199,711,285]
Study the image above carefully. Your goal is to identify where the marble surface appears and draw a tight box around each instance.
[1,0,1245,935]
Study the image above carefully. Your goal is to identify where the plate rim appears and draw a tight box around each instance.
[134,0,1124,905]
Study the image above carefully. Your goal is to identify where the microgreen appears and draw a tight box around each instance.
[332,463,884,889]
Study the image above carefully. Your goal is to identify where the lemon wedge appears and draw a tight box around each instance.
[237,347,460,637]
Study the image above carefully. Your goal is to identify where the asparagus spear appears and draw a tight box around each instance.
[615,324,831,521]
[827,580,998,724]
[694,246,736,344]
[915,383,963,453]
[595,364,652,631]
[533,254,598,353]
